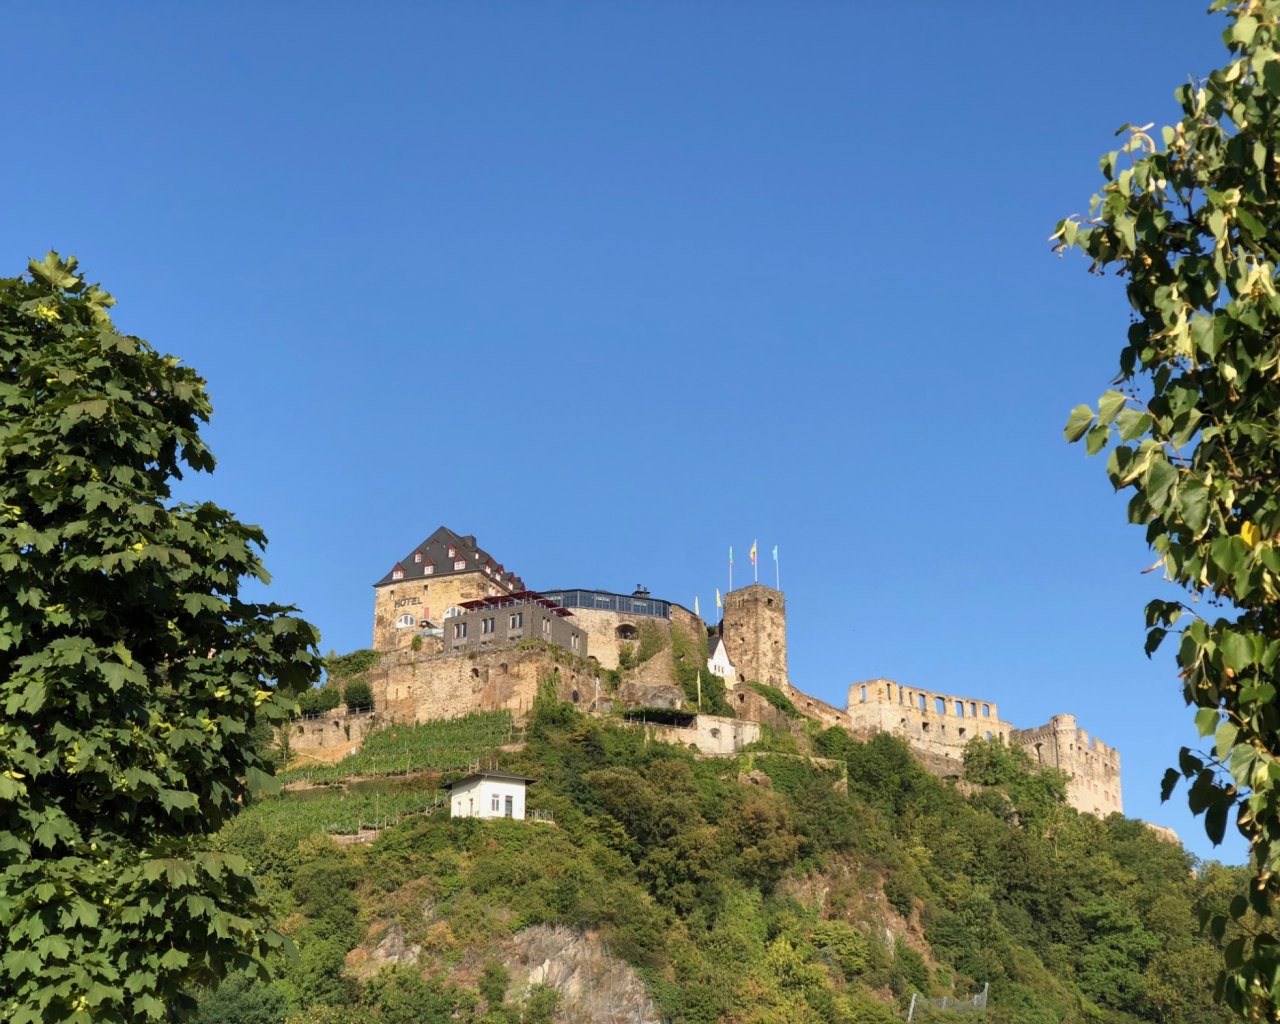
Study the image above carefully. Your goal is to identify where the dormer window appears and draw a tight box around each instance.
[391,567,404,580]
[413,552,422,563]
[454,559,466,570]
[424,564,434,575]
[447,546,456,558]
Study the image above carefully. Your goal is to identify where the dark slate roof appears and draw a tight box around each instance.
[445,770,536,789]
[374,525,525,590]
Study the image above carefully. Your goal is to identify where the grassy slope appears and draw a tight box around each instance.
[202,698,1240,1024]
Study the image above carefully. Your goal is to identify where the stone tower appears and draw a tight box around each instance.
[721,583,788,687]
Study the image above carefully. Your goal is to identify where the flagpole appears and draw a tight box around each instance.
[729,546,733,593]
[775,545,780,589]
[753,539,758,584]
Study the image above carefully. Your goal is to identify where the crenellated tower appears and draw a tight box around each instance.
[721,583,788,687]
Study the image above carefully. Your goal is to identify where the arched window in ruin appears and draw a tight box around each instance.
[934,697,946,715]
[571,690,580,703]
[954,700,964,717]
[918,694,926,711]
[860,685,868,703]
[1034,743,1043,764]
[982,704,990,717]
[470,668,480,680]
[738,693,746,704]
[710,728,721,739]
[616,624,638,641]
[984,730,992,741]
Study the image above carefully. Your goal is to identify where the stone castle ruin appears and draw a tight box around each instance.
[351,525,1122,817]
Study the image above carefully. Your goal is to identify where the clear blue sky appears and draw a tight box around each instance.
[3,3,1245,861]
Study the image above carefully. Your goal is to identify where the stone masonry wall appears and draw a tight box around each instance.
[289,709,377,753]
[369,642,598,724]
[846,678,1014,768]
[643,714,762,755]
[1011,715,1122,815]
[372,571,508,652]
[721,584,788,688]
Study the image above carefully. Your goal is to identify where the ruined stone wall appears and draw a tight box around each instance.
[845,678,1014,768]
[1011,714,1122,816]
[641,714,762,756]
[288,709,377,752]
[369,642,598,724]
[721,584,788,687]
[372,571,508,652]
[563,607,671,672]
[783,683,851,731]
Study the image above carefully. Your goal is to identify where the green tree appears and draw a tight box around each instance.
[1055,1,1280,1013]
[341,679,373,713]
[0,254,321,1022]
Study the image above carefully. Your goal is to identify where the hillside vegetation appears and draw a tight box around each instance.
[195,690,1239,1024]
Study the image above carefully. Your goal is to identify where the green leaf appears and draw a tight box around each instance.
[1196,708,1221,738]
[1098,389,1127,423]
[1085,423,1110,455]
[1179,479,1210,534]
[1216,721,1240,762]
[1222,631,1256,672]
[1064,404,1096,443]
[1116,407,1152,442]
[1145,457,1178,513]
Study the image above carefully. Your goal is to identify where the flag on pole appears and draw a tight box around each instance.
[729,545,734,567]
[715,588,721,609]
[694,595,700,618]
[749,540,757,566]
[696,671,703,711]
[772,545,778,563]
[773,544,780,588]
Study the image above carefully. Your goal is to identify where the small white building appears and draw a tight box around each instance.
[447,770,535,820]
[707,636,738,686]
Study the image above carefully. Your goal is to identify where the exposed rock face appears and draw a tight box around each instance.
[505,925,660,1024]
[371,923,421,969]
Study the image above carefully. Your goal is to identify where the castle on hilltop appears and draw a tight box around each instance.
[352,525,1121,817]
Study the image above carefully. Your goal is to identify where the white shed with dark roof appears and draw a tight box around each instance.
[446,770,535,820]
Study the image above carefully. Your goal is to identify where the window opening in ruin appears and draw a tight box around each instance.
[969,701,977,716]
[616,623,638,641]
[738,693,745,704]
[935,697,946,715]
[918,694,926,711]
[982,704,990,717]
[921,722,930,731]
[571,690,580,703]
[1035,743,1043,763]
[984,730,992,741]
[959,727,966,738]
[955,700,964,717]
[499,663,508,674]
[899,687,905,704]
[860,685,867,703]
[470,668,480,679]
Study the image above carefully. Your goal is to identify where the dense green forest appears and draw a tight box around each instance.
[195,688,1240,1024]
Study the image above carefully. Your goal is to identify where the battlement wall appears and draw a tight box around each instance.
[370,643,597,725]
[845,678,1013,765]
[1010,715,1123,815]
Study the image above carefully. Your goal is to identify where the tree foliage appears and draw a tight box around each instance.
[0,253,321,1022]
[1056,2,1280,1013]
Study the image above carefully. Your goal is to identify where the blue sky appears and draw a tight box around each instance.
[3,3,1245,861]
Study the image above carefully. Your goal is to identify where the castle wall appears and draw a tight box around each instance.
[372,571,510,652]
[1011,715,1122,816]
[369,643,598,724]
[721,584,788,687]
[845,678,1014,766]
[288,709,377,752]
[642,714,762,756]
[566,606,668,671]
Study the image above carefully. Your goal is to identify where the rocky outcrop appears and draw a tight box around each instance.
[504,925,659,1024]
